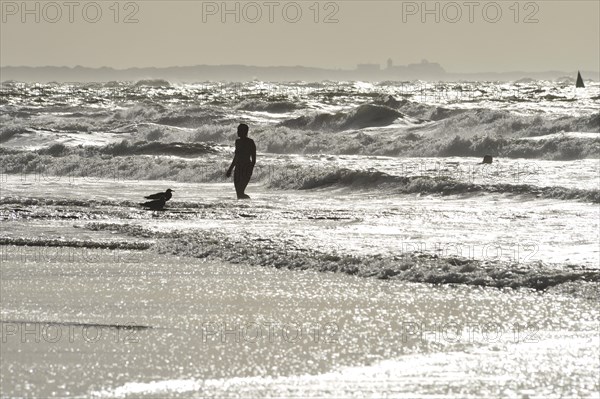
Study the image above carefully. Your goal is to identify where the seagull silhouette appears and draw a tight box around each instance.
[144,188,174,201]
[141,189,174,210]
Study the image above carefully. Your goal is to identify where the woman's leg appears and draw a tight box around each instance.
[234,163,253,198]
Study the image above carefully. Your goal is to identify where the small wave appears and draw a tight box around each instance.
[235,99,300,113]
[102,81,123,88]
[156,110,225,128]
[28,140,218,157]
[84,223,600,291]
[0,196,228,216]
[92,379,202,398]
[0,236,151,250]
[514,78,537,84]
[112,103,165,122]
[266,168,600,203]
[516,132,599,141]
[0,196,136,207]
[134,79,171,87]
[0,126,29,143]
[98,140,218,157]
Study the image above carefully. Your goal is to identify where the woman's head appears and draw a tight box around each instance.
[237,123,249,138]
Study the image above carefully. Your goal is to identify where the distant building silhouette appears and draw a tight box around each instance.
[384,59,446,80]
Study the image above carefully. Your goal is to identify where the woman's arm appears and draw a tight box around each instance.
[226,155,236,177]
[226,141,239,177]
[251,140,256,166]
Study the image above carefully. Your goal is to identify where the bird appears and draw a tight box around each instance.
[140,197,167,210]
[141,189,174,210]
[144,188,174,201]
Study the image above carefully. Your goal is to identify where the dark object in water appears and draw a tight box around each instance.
[144,188,173,201]
[576,71,585,88]
[0,319,152,330]
[482,155,493,164]
[141,198,166,210]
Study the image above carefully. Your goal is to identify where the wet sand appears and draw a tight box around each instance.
[1,248,598,397]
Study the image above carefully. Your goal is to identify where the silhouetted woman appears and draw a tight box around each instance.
[226,123,256,199]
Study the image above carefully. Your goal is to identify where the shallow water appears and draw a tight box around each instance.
[0,175,599,397]
[2,177,598,267]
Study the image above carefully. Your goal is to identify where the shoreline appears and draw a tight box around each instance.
[2,247,598,397]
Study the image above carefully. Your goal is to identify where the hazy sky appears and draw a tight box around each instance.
[1,0,598,72]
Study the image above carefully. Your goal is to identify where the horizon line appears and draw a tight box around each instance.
[1,64,599,75]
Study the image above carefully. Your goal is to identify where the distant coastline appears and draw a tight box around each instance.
[1,61,598,83]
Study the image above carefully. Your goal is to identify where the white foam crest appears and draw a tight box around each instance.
[91,332,599,398]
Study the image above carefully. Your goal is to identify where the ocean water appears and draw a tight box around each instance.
[1,80,599,397]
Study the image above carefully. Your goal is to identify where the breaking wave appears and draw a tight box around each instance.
[279,104,407,131]
[373,95,469,121]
